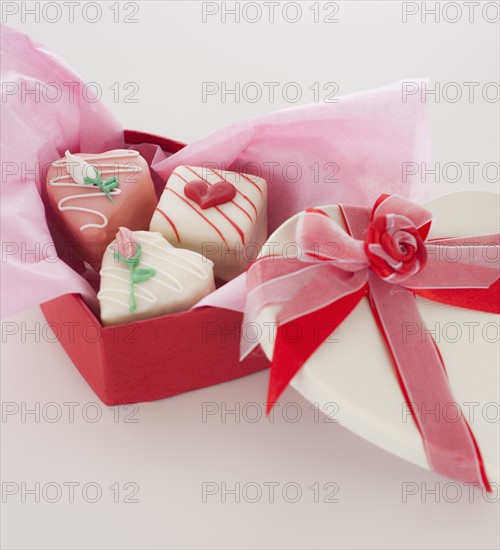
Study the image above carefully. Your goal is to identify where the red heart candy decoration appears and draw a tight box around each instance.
[184,179,236,209]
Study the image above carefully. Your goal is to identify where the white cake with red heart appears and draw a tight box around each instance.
[150,165,268,281]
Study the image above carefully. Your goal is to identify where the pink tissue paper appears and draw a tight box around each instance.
[1,23,431,319]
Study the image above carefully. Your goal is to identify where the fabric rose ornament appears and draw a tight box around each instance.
[365,211,427,283]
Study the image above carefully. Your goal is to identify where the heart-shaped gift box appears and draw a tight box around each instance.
[40,130,269,406]
[249,190,499,485]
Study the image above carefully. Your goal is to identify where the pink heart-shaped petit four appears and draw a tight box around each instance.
[45,150,158,271]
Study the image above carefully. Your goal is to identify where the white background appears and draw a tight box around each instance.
[1,1,499,549]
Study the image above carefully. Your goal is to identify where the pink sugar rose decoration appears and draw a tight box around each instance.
[116,227,138,260]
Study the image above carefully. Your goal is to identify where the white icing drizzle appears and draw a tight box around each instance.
[97,232,213,310]
[52,150,140,166]
[49,151,142,232]
[97,267,157,308]
[138,232,212,281]
[54,189,122,230]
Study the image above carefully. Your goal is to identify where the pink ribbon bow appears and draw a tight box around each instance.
[243,195,500,489]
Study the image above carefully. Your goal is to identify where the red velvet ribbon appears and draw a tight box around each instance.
[245,195,499,489]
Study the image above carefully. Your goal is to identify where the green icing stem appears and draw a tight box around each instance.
[129,275,137,313]
[114,243,156,312]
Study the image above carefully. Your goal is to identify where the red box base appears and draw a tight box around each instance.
[40,130,269,405]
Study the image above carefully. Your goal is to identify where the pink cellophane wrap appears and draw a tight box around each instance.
[1,24,431,318]
[1,25,123,318]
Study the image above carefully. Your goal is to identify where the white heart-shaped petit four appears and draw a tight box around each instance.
[98,229,215,325]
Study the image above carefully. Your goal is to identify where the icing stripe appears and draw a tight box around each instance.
[176,169,245,245]
[215,204,245,245]
[209,167,258,217]
[139,232,211,280]
[52,150,140,166]
[155,207,181,243]
[238,172,263,196]
[52,166,141,179]
[165,187,231,249]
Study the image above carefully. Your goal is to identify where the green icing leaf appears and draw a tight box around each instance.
[114,251,135,266]
[132,267,156,284]
[102,177,119,191]
[84,175,101,185]
[84,172,119,202]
